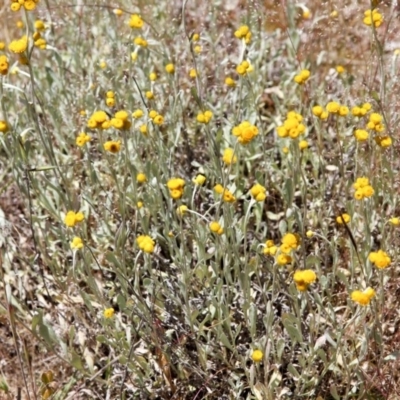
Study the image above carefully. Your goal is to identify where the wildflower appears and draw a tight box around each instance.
[326,101,341,114]
[282,233,300,250]
[389,217,400,226]
[282,147,289,154]
[209,221,223,235]
[8,36,28,54]
[131,52,138,62]
[0,42,5,50]
[64,211,84,228]
[103,140,121,153]
[103,308,115,318]
[250,183,267,202]
[302,9,311,19]
[330,10,338,17]
[137,235,155,253]
[197,110,213,124]
[234,25,252,44]
[293,270,317,291]
[306,230,314,238]
[192,33,200,42]
[367,113,385,132]
[177,205,188,217]
[136,173,147,183]
[194,45,202,54]
[137,201,143,208]
[192,174,206,186]
[251,349,263,362]
[70,237,84,250]
[132,109,144,119]
[0,120,9,133]
[129,14,144,29]
[76,132,91,147]
[369,250,391,269]
[338,106,349,116]
[375,136,392,148]
[236,60,252,76]
[276,112,305,139]
[363,9,383,27]
[354,129,369,141]
[145,91,154,100]
[134,37,148,47]
[139,125,147,135]
[113,8,123,16]
[189,69,197,78]
[336,213,351,224]
[276,254,292,265]
[106,97,115,107]
[167,178,185,199]
[214,185,235,202]
[222,148,237,165]
[149,72,157,81]
[336,65,346,74]
[34,38,46,50]
[99,61,107,69]
[165,63,175,74]
[294,69,310,84]
[232,121,259,144]
[225,77,236,87]
[299,140,308,150]
[88,110,109,129]
[263,240,278,256]
[353,177,374,200]
[351,287,375,306]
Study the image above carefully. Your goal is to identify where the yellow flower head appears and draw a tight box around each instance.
[0,120,9,133]
[103,308,115,318]
[251,349,263,362]
[165,63,175,74]
[76,132,91,147]
[177,205,188,217]
[70,236,84,250]
[64,211,85,228]
[369,249,391,269]
[389,217,400,226]
[129,14,144,29]
[351,287,375,306]
[222,148,237,165]
[282,233,300,249]
[167,178,185,199]
[336,213,351,224]
[104,140,121,153]
[232,121,258,145]
[137,235,155,253]
[8,36,28,54]
[250,183,267,202]
[293,269,317,291]
[192,174,206,186]
[136,173,147,183]
[209,221,223,235]
[294,69,310,84]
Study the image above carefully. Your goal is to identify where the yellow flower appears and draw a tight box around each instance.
[363,9,383,27]
[113,8,123,16]
[165,63,175,74]
[251,349,263,362]
[375,136,392,148]
[167,178,185,199]
[192,33,200,42]
[8,36,28,54]
[222,148,237,165]
[145,91,154,100]
[299,140,308,150]
[369,250,391,269]
[134,37,148,47]
[149,72,157,81]
[282,233,300,250]
[194,45,202,54]
[192,174,206,186]
[189,69,197,79]
[326,101,340,114]
[137,201,143,208]
[106,97,115,107]
[263,240,278,256]
[336,213,351,224]
[99,61,107,69]
[76,132,91,147]
[353,177,374,200]
[137,235,155,253]
[0,120,9,133]
[197,110,213,124]
[351,287,375,306]
[209,221,223,235]
[354,129,369,141]
[389,217,400,226]
[153,115,164,125]
[236,60,252,76]
[34,20,46,31]
[177,205,188,216]
[104,140,121,153]
[129,14,144,29]
[70,237,84,250]
[139,124,147,135]
[232,121,258,145]
[132,109,144,119]
[336,65,345,74]
[136,173,147,183]
[294,69,310,84]
[103,308,115,318]
[225,77,236,87]
[276,112,305,138]
[306,230,314,238]
[276,254,292,265]
[64,211,85,228]
[293,270,317,291]
[250,183,267,202]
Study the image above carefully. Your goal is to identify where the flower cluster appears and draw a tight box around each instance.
[214,184,236,203]
[176,205,188,217]
[87,110,109,129]
[232,121,259,144]
[76,132,91,147]
[326,101,348,116]
[70,237,83,250]
[249,183,267,202]
[197,110,213,124]
[293,269,317,291]
[129,14,144,29]
[263,240,277,256]
[209,221,224,235]
[336,213,351,224]
[276,112,305,139]
[236,60,252,76]
[369,250,391,269]
[351,103,371,117]
[264,233,301,266]
[111,110,131,130]
[354,129,369,142]
[192,174,206,186]
[8,36,28,54]
[149,110,164,125]
[367,113,384,133]
[363,9,383,27]
[137,235,155,253]
[134,36,148,47]
[106,91,115,107]
[0,55,8,75]
[167,178,185,199]
[312,105,329,120]
[103,140,121,153]
[64,211,85,228]
[353,177,374,200]
[222,148,237,165]
[234,25,251,43]
[32,32,46,50]
[293,69,310,84]
[351,287,376,306]
[10,0,40,11]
